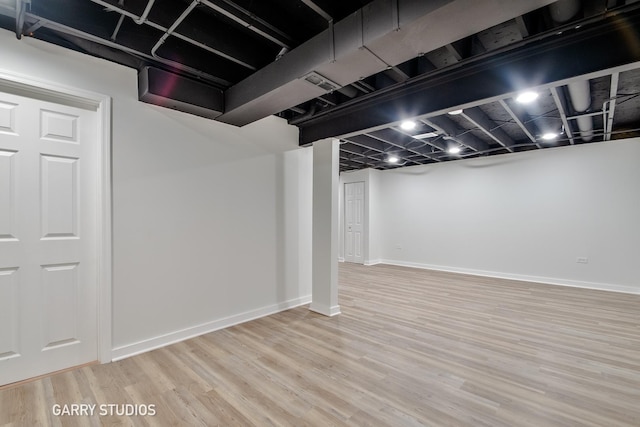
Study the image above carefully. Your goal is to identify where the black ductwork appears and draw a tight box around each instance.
[138,67,224,119]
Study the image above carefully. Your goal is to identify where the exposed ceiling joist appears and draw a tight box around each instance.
[498,99,540,147]
[88,0,258,70]
[200,0,292,49]
[5,0,640,173]
[218,0,555,126]
[300,0,333,21]
[423,116,488,152]
[459,107,515,152]
[296,7,640,145]
[549,86,576,145]
[605,72,620,141]
[343,136,422,166]
[367,128,439,160]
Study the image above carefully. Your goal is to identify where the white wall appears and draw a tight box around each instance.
[377,139,640,293]
[0,29,313,358]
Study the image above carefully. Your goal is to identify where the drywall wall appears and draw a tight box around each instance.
[0,29,313,358]
[378,139,640,293]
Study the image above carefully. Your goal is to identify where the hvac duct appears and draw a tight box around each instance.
[138,67,224,119]
[216,0,558,127]
[567,80,594,142]
[551,0,593,142]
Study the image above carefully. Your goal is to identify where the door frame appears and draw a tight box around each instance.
[0,70,113,363]
[341,180,366,265]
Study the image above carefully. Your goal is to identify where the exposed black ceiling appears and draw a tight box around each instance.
[2,0,640,172]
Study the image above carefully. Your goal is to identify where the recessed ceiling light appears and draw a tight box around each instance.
[542,132,558,141]
[387,155,399,163]
[400,120,416,130]
[516,91,539,104]
[448,109,463,115]
[448,146,461,154]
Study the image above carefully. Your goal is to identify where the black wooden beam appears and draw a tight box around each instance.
[297,6,640,145]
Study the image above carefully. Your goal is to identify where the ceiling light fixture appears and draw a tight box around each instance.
[387,155,399,163]
[541,132,558,141]
[448,146,461,155]
[448,109,463,115]
[400,120,416,130]
[413,132,438,139]
[516,91,539,104]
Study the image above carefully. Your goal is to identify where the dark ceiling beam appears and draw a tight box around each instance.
[221,0,555,126]
[200,0,292,49]
[460,107,515,152]
[297,6,640,145]
[394,127,448,152]
[0,9,231,86]
[340,159,367,170]
[498,99,541,148]
[340,143,378,158]
[299,0,332,22]
[342,135,387,153]
[89,0,259,69]
[367,128,440,160]
[344,136,422,166]
[423,116,489,152]
[340,153,368,164]
[340,148,381,164]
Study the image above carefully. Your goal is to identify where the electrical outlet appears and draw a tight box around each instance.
[576,257,589,264]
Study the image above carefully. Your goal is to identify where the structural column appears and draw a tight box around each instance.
[310,138,341,316]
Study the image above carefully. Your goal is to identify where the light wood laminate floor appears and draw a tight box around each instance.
[2,263,639,426]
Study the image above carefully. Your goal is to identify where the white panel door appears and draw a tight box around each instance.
[344,181,364,264]
[0,91,98,386]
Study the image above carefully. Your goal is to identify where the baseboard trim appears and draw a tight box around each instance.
[364,259,381,266]
[379,259,639,295]
[111,295,312,361]
[338,257,345,262]
[309,303,341,317]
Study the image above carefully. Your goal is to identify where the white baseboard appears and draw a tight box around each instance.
[364,259,381,266]
[111,295,312,361]
[338,257,345,262]
[379,259,640,295]
[309,303,341,317]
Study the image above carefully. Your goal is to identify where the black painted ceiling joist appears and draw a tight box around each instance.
[297,6,640,145]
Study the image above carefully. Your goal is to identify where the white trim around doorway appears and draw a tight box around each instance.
[0,69,113,363]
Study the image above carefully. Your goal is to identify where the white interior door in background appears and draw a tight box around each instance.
[344,181,365,264]
[0,90,98,386]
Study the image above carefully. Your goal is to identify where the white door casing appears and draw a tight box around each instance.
[344,181,364,264]
[0,73,112,386]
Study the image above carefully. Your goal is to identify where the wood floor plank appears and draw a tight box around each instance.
[2,263,640,426]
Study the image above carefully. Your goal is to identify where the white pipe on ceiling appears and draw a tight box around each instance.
[552,0,593,142]
[134,0,156,24]
[568,79,594,141]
